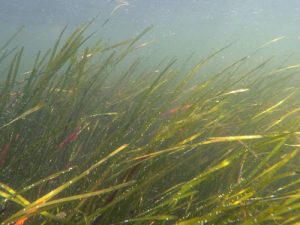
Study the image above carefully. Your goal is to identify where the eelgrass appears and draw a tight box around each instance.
[0,23,300,225]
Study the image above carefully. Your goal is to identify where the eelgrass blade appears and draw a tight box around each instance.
[252,90,297,120]
[0,26,23,52]
[1,144,128,224]
[0,103,43,130]
[19,166,76,194]
[0,182,30,206]
[1,182,135,225]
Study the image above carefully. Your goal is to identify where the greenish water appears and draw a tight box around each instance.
[1,1,300,225]
[2,0,300,63]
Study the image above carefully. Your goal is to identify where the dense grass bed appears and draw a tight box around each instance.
[0,23,300,225]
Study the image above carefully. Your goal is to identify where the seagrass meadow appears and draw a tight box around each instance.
[1,23,300,225]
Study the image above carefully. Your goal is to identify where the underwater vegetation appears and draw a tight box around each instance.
[0,22,300,225]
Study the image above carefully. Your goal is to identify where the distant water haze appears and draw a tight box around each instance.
[1,0,300,71]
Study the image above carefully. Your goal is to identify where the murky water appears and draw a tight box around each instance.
[2,0,300,62]
[1,1,300,224]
